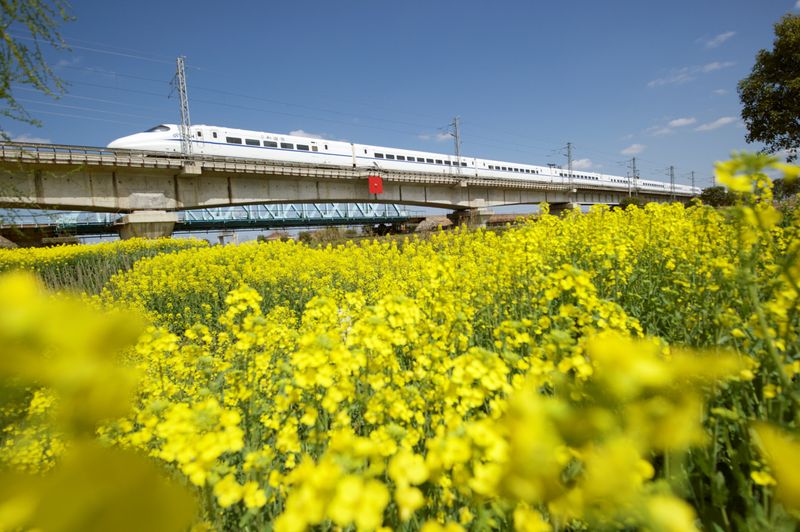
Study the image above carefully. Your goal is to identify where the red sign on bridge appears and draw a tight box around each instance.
[368,175,384,194]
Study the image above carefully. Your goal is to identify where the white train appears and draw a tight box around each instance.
[107,124,700,195]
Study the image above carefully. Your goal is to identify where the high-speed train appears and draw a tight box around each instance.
[107,124,700,195]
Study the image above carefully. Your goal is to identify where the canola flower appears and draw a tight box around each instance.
[0,237,206,293]
[0,153,798,530]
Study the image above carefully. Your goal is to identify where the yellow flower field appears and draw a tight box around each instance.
[0,153,798,531]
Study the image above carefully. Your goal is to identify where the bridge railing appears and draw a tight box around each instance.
[0,142,694,197]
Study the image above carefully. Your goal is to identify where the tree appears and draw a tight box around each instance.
[699,186,737,207]
[773,176,800,200]
[1,0,72,135]
[618,196,646,209]
[738,14,800,161]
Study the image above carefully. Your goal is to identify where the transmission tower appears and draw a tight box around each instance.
[175,56,192,157]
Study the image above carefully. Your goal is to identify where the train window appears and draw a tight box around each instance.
[264,141,278,148]
[444,161,451,166]
[461,162,467,167]
[312,146,318,152]
[386,154,395,160]
[146,125,170,132]
[297,144,310,151]
[281,142,294,149]
[364,149,368,154]
[245,139,260,146]
[226,137,242,144]
[324,145,328,149]
[375,153,384,158]
[196,131,202,137]
[212,132,218,138]
[489,165,494,170]
[426,158,434,163]
[396,155,406,161]
[435,159,443,164]
[417,157,426,162]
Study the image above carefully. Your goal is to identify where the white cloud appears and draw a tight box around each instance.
[796,0,800,9]
[55,56,82,69]
[419,132,452,142]
[705,31,736,48]
[10,133,51,144]
[289,129,325,139]
[713,88,728,95]
[701,61,735,73]
[695,116,737,131]
[648,62,735,87]
[648,68,693,87]
[645,117,696,137]
[571,158,594,170]
[645,126,674,136]
[621,144,646,155]
[668,117,697,128]
[774,148,798,160]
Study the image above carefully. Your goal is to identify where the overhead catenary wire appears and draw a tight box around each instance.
[54,49,691,179]
[12,33,697,184]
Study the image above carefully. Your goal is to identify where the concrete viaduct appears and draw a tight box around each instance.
[0,143,692,239]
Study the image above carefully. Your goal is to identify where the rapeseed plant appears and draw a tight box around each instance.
[0,153,797,530]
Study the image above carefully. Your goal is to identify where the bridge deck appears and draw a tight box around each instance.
[0,142,685,197]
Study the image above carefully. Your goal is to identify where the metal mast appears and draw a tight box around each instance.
[450,116,462,175]
[669,165,676,201]
[565,142,573,198]
[690,170,695,191]
[627,157,638,196]
[176,56,192,157]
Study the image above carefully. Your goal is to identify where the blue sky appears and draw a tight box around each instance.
[7,0,800,188]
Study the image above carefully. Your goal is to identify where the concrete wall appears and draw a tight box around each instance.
[0,157,688,213]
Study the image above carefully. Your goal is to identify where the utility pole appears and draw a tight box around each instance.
[627,156,638,196]
[175,56,192,158]
[564,142,574,201]
[449,116,462,175]
[690,170,695,191]
[669,165,676,201]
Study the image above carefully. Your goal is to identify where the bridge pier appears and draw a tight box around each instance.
[116,210,178,240]
[548,202,580,216]
[448,207,495,227]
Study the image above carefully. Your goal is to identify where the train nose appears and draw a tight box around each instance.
[107,131,157,149]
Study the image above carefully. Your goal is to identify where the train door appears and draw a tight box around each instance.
[192,127,206,155]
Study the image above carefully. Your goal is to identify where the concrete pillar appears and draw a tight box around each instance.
[447,207,495,228]
[217,231,237,245]
[548,202,580,216]
[116,210,178,239]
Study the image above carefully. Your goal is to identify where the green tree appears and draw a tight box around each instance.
[618,196,646,209]
[773,176,800,200]
[1,0,72,135]
[699,186,737,207]
[738,14,800,161]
